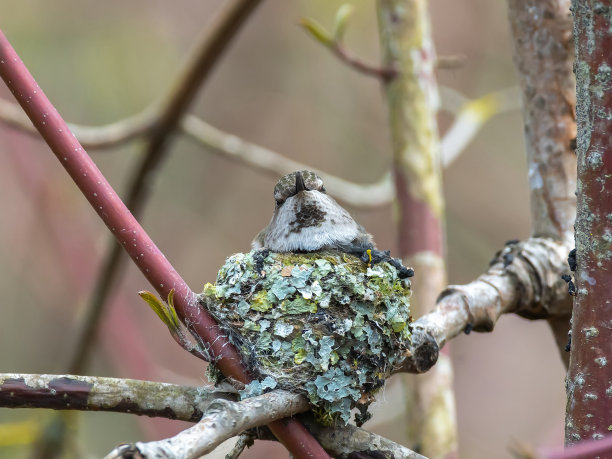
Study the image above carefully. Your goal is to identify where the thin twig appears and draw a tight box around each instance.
[181,115,394,208]
[1,87,521,193]
[0,97,156,149]
[225,433,255,459]
[299,15,398,82]
[542,434,612,459]
[331,43,398,81]
[0,95,395,208]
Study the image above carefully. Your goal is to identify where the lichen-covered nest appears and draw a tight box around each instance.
[199,250,412,425]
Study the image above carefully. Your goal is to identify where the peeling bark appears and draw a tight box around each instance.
[302,417,427,459]
[507,0,577,367]
[566,0,612,445]
[105,391,311,459]
[400,238,572,373]
[0,374,235,422]
[507,0,577,244]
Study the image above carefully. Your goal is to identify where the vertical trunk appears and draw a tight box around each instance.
[377,1,457,457]
[566,0,612,445]
[506,0,576,367]
[507,0,576,244]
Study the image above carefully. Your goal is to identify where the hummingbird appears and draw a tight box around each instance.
[252,170,375,253]
[252,171,414,279]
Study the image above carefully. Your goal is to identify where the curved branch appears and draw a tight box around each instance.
[330,43,398,81]
[181,115,394,208]
[0,98,395,208]
[105,391,310,459]
[299,15,398,82]
[0,89,523,209]
[0,98,156,149]
[400,237,572,373]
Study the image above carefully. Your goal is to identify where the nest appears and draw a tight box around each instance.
[199,250,412,425]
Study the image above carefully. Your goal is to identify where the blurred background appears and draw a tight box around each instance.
[0,1,567,457]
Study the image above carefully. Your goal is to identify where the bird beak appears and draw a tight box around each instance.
[295,171,307,193]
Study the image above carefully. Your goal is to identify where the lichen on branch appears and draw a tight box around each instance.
[199,250,412,425]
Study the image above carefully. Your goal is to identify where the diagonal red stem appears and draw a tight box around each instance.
[0,29,329,459]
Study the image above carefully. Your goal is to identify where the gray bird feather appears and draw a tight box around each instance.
[252,170,374,253]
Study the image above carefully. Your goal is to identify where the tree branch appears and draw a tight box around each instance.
[0,373,424,459]
[565,0,612,445]
[225,433,256,459]
[0,88,521,200]
[0,98,156,149]
[0,374,235,422]
[0,96,395,208]
[400,237,573,373]
[105,391,310,459]
[302,417,427,459]
[299,12,398,82]
[507,0,576,368]
[507,0,576,245]
[0,27,329,459]
[181,115,393,208]
[330,42,398,81]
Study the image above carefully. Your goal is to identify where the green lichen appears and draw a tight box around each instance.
[199,250,412,425]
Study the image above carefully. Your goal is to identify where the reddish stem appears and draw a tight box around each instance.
[566,0,612,445]
[0,29,329,459]
[0,29,245,383]
[393,166,443,257]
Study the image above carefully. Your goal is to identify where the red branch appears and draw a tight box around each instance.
[566,1,612,445]
[0,29,329,459]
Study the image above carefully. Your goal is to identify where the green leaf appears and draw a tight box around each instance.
[299,18,333,48]
[139,290,180,333]
[165,289,181,330]
[333,4,354,42]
